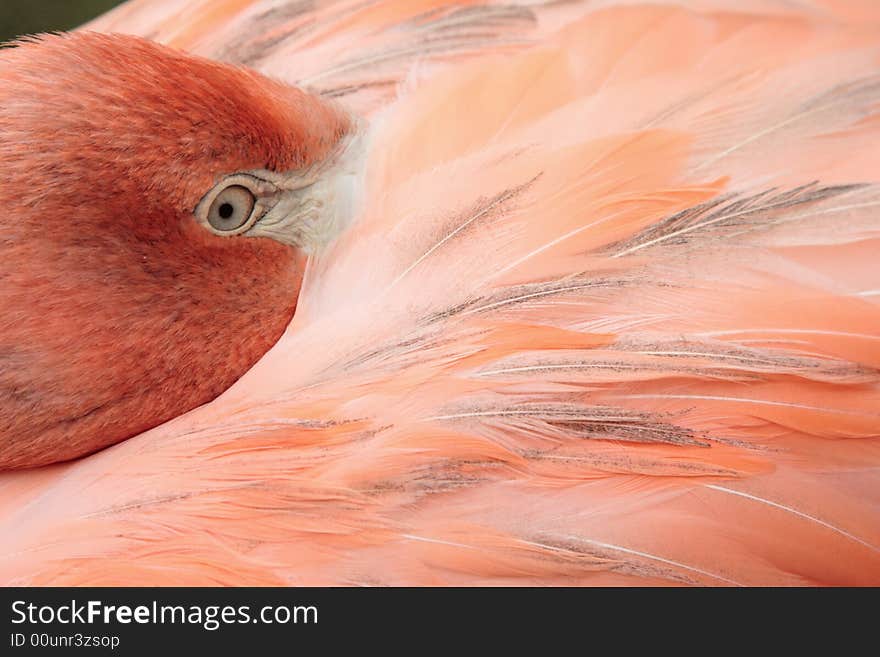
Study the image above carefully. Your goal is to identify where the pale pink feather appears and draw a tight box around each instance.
[2,0,878,585]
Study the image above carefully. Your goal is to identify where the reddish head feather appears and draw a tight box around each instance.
[0,32,351,469]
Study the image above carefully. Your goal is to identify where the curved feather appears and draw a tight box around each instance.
[2,0,879,585]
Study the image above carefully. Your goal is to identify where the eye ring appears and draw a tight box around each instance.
[195,174,276,236]
[207,185,255,232]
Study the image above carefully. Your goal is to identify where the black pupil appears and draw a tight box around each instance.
[218,202,235,220]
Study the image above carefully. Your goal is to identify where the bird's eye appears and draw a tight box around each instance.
[195,173,278,237]
[206,185,256,232]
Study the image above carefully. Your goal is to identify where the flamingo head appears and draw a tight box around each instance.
[0,32,353,469]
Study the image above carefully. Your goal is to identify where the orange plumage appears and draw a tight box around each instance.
[0,32,349,468]
[0,0,878,585]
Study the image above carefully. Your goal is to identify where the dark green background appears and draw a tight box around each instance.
[0,0,125,43]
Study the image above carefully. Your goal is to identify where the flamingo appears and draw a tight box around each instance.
[0,0,878,585]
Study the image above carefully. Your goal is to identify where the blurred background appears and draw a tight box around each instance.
[1,0,125,43]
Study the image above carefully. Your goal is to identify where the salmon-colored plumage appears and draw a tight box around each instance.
[0,32,350,469]
[1,0,879,585]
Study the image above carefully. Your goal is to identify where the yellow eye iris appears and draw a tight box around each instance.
[206,185,256,232]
